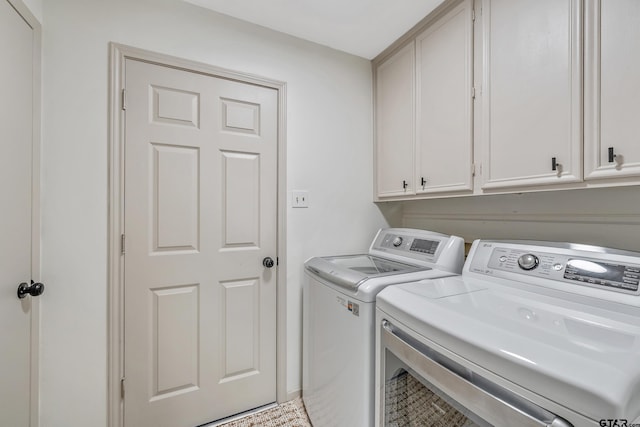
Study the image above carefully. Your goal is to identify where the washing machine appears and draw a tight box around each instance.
[302,228,465,427]
[376,239,640,427]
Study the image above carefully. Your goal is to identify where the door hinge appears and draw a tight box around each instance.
[120,234,125,255]
[121,88,127,111]
[472,87,476,99]
[120,377,125,399]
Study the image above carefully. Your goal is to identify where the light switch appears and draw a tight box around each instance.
[291,191,309,208]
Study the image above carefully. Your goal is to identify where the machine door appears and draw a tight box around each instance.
[379,321,573,427]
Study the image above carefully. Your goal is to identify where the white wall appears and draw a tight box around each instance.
[395,186,640,251]
[40,0,387,425]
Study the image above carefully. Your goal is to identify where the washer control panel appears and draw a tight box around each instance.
[476,245,640,293]
[409,238,441,255]
[379,233,440,256]
[368,228,464,273]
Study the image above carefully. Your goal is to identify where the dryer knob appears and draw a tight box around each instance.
[392,237,403,247]
[518,254,539,271]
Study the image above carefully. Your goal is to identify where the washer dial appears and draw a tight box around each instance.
[518,253,540,271]
[392,236,403,247]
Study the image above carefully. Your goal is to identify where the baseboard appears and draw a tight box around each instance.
[284,389,301,402]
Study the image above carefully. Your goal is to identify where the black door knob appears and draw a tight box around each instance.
[263,257,275,268]
[17,281,45,299]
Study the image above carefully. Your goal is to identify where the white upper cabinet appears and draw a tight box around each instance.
[373,0,640,201]
[480,0,583,190]
[375,0,474,199]
[375,42,415,197]
[585,0,640,180]
[415,0,474,195]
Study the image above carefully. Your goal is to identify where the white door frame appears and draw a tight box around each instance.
[4,1,42,425]
[107,43,288,427]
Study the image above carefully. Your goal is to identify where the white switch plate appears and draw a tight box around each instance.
[291,191,309,208]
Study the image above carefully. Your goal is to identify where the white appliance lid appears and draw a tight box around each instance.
[304,254,429,291]
[377,277,640,422]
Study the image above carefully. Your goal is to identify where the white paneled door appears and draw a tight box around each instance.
[0,1,38,426]
[123,59,278,427]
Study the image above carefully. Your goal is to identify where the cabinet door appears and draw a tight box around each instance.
[480,0,582,190]
[585,0,640,180]
[415,0,474,194]
[375,42,415,198]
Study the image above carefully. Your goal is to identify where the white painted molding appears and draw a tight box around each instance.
[286,389,301,401]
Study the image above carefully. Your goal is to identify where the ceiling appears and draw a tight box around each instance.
[184,0,446,59]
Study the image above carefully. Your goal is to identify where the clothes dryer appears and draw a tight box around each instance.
[376,240,640,427]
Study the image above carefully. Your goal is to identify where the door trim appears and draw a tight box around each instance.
[5,1,42,426]
[107,43,288,427]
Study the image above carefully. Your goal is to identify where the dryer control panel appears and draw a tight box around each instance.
[484,247,639,293]
[467,241,640,300]
[564,259,639,291]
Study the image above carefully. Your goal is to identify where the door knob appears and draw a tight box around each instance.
[263,257,275,268]
[17,280,45,299]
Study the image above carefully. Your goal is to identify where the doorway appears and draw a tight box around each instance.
[108,44,287,427]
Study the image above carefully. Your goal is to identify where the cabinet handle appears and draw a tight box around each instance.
[551,157,563,177]
[421,177,426,187]
[608,147,616,163]
[402,180,408,190]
